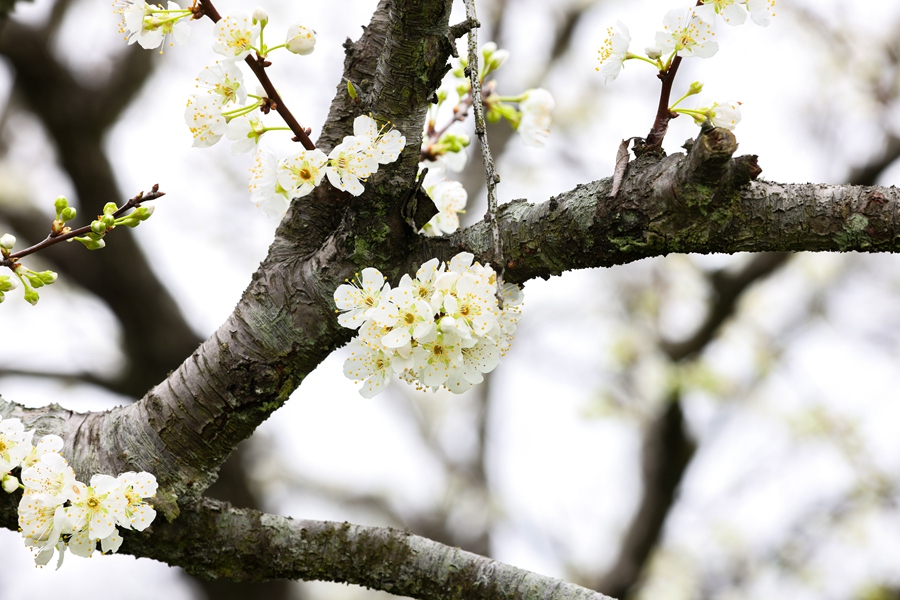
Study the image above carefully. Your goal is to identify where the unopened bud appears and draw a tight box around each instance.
[60,207,77,221]
[646,45,662,60]
[488,49,509,71]
[37,270,57,285]
[23,287,39,306]
[481,42,497,57]
[688,81,704,95]
[0,233,15,250]
[54,196,68,211]
[252,7,268,26]
[73,235,106,251]
[91,220,108,236]
[2,474,19,494]
[285,23,316,55]
[102,202,118,215]
[0,275,16,292]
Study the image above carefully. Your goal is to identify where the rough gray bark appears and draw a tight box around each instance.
[1,0,897,598]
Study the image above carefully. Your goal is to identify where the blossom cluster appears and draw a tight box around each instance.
[1,416,157,568]
[595,1,775,132]
[249,115,406,217]
[335,253,523,397]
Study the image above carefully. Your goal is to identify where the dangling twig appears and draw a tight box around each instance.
[462,0,505,299]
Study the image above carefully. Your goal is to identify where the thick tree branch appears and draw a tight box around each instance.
[0,491,609,600]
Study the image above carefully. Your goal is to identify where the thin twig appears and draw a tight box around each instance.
[196,0,315,150]
[462,0,503,283]
[2,185,165,264]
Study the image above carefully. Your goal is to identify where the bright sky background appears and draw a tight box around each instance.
[3,1,900,599]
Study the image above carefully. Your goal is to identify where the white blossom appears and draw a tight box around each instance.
[708,100,742,130]
[285,23,317,55]
[248,146,291,219]
[656,9,719,59]
[353,115,406,165]
[518,88,554,147]
[212,13,260,60]
[596,21,631,85]
[65,475,127,543]
[423,179,467,236]
[696,0,747,26]
[116,471,158,531]
[226,115,265,154]
[326,136,378,196]
[0,417,34,475]
[745,0,776,26]
[196,61,247,106]
[334,268,390,329]
[277,149,329,198]
[184,94,226,148]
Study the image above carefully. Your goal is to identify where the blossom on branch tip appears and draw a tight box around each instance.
[212,13,260,61]
[596,21,631,85]
[285,23,317,55]
[656,9,718,59]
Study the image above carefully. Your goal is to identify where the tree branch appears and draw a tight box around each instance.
[0,492,612,600]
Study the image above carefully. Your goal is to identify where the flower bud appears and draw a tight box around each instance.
[285,24,316,55]
[488,49,509,71]
[0,275,16,292]
[481,42,497,58]
[60,207,77,221]
[102,214,116,228]
[252,7,268,26]
[73,235,106,251]
[135,205,155,220]
[54,196,68,211]
[37,270,58,285]
[0,233,15,250]
[645,45,662,60]
[102,202,118,215]
[2,474,19,494]
[688,81,704,95]
[91,220,108,235]
[23,287,39,305]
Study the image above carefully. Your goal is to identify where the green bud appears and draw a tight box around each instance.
[118,217,140,228]
[0,291,4,303]
[347,80,358,100]
[24,272,44,288]
[73,235,106,251]
[436,89,448,103]
[0,275,16,292]
[54,196,69,216]
[91,220,107,236]
[36,270,57,285]
[23,287,39,306]
[134,205,155,221]
[102,214,116,228]
[60,207,77,221]
[688,81,704,95]
[102,202,118,216]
